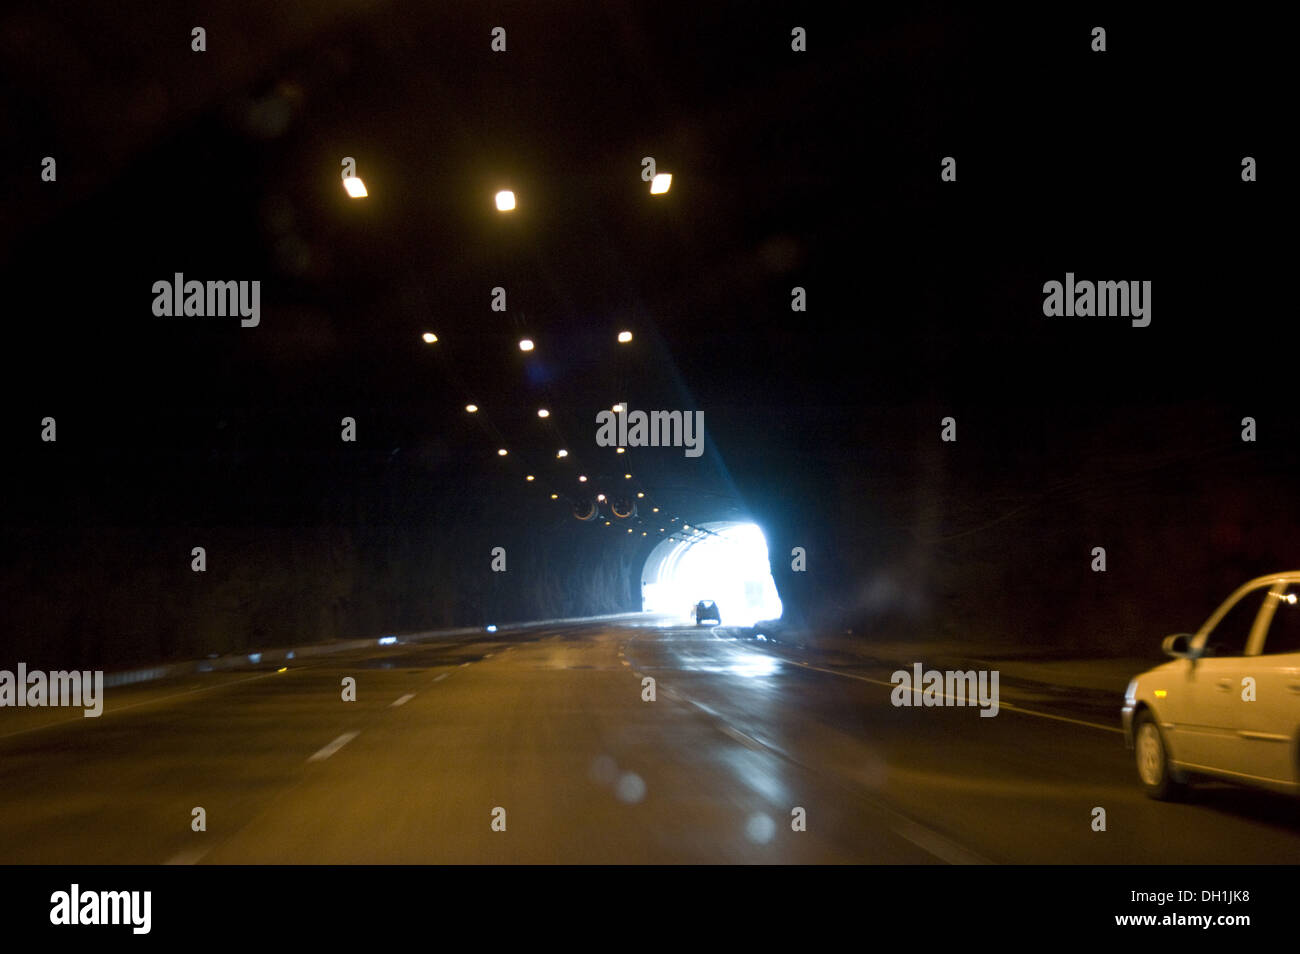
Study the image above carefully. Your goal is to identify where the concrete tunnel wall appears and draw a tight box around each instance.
[8,404,1300,670]
[711,402,1300,658]
[2,442,648,671]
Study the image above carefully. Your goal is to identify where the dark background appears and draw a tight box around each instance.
[0,2,1291,667]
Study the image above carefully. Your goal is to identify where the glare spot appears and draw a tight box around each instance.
[728,653,778,678]
[616,772,647,804]
[745,813,776,844]
[343,176,367,198]
[495,190,515,211]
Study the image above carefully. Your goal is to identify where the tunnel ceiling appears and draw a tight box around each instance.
[3,2,1290,648]
[641,520,748,588]
[4,0,872,544]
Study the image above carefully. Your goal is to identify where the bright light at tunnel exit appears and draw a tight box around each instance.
[640,522,783,627]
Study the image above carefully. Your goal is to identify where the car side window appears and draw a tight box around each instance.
[1261,585,1300,656]
[1202,589,1267,657]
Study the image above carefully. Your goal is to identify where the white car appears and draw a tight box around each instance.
[1123,572,1300,798]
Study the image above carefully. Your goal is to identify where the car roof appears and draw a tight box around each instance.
[1197,572,1300,635]
[1236,571,1300,590]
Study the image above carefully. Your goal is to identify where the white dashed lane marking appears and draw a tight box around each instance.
[308,731,360,762]
[391,694,415,707]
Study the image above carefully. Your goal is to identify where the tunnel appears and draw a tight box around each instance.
[2,0,1296,675]
[4,0,1299,887]
[639,521,783,627]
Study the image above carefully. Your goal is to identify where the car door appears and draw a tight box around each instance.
[1235,582,1300,785]
[1174,584,1271,772]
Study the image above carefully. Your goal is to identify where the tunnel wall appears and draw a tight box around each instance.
[724,404,1300,657]
[6,404,1298,670]
[1,445,645,670]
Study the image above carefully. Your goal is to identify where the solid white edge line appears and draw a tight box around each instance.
[0,671,280,742]
[792,661,1123,734]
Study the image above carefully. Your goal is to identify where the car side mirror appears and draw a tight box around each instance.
[1162,633,1198,659]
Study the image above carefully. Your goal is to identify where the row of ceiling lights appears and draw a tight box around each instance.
[345,168,709,545]
[345,179,672,204]
[423,330,631,350]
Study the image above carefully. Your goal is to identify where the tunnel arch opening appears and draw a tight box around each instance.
[640,521,783,626]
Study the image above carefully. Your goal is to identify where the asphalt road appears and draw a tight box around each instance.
[2,615,1297,863]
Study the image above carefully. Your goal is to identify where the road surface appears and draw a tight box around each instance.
[1,616,1296,864]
